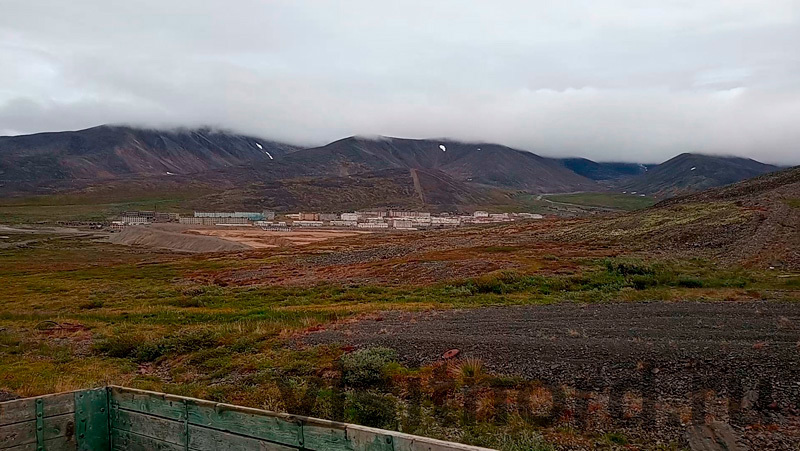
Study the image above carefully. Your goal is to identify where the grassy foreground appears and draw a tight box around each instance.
[1,230,797,449]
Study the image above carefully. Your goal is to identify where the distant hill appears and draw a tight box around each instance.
[558,158,650,181]
[1,126,787,213]
[616,153,778,197]
[287,136,598,193]
[184,167,513,213]
[0,128,598,195]
[0,125,297,191]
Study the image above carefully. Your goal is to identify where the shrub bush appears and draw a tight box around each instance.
[604,259,654,276]
[79,300,105,310]
[677,277,704,288]
[339,347,398,388]
[95,329,220,362]
[631,274,658,290]
[345,391,397,429]
[93,334,143,358]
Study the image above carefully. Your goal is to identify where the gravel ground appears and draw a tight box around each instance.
[305,301,800,448]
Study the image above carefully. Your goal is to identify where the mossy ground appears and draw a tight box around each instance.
[0,228,797,449]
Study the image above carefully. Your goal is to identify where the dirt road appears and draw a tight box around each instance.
[306,301,800,447]
[307,301,800,381]
[190,228,364,248]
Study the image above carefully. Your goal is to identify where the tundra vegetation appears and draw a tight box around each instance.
[1,219,796,450]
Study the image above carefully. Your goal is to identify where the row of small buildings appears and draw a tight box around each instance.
[114,211,275,227]
[113,209,543,231]
[276,210,542,230]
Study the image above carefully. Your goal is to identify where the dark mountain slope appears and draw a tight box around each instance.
[0,129,597,196]
[0,125,297,190]
[285,136,598,192]
[616,153,778,197]
[558,158,650,181]
[177,167,509,213]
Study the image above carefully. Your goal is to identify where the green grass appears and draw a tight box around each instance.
[0,196,192,223]
[784,198,800,209]
[0,186,217,223]
[544,192,657,211]
[0,230,795,448]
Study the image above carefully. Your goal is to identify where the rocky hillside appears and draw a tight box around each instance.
[574,166,800,269]
[2,126,788,215]
[0,125,297,191]
[184,167,513,213]
[288,136,598,192]
[616,153,778,197]
[0,128,600,195]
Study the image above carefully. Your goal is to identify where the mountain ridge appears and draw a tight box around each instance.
[0,125,297,189]
[0,125,784,207]
[284,136,598,192]
[615,152,779,197]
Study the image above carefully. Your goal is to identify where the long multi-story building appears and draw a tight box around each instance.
[431,217,461,226]
[391,219,414,229]
[194,211,271,221]
[294,220,324,227]
[356,211,387,218]
[357,222,389,229]
[330,220,358,227]
[388,211,431,218]
[254,221,287,227]
[179,217,249,225]
[120,211,179,222]
[118,216,150,225]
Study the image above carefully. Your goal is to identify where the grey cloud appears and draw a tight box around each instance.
[1,0,799,164]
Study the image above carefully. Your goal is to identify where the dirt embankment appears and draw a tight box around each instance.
[306,301,800,386]
[108,226,251,253]
[189,228,363,248]
[305,301,800,447]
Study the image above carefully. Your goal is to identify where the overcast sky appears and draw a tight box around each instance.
[1,1,799,164]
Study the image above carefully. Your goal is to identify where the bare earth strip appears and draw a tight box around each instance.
[108,226,250,253]
[306,302,800,376]
[189,228,365,248]
[305,301,800,445]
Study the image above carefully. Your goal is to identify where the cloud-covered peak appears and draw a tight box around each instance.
[2,0,799,164]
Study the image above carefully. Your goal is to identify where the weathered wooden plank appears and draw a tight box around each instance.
[186,403,302,448]
[2,435,78,451]
[375,427,496,451]
[109,387,184,421]
[300,420,351,450]
[346,426,395,451]
[111,409,185,446]
[393,435,492,451]
[0,393,75,426]
[188,425,299,451]
[0,413,75,449]
[106,387,494,451]
[74,388,109,451]
[111,429,183,451]
[110,386,304,447]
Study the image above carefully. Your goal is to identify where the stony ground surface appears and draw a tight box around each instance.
[305,301,800,448]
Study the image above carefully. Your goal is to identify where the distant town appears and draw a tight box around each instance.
[110,210,544,231]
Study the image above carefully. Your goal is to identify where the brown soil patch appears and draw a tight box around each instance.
[109,226,249,253]
[189,228,365,248]
[305,301,800,447]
